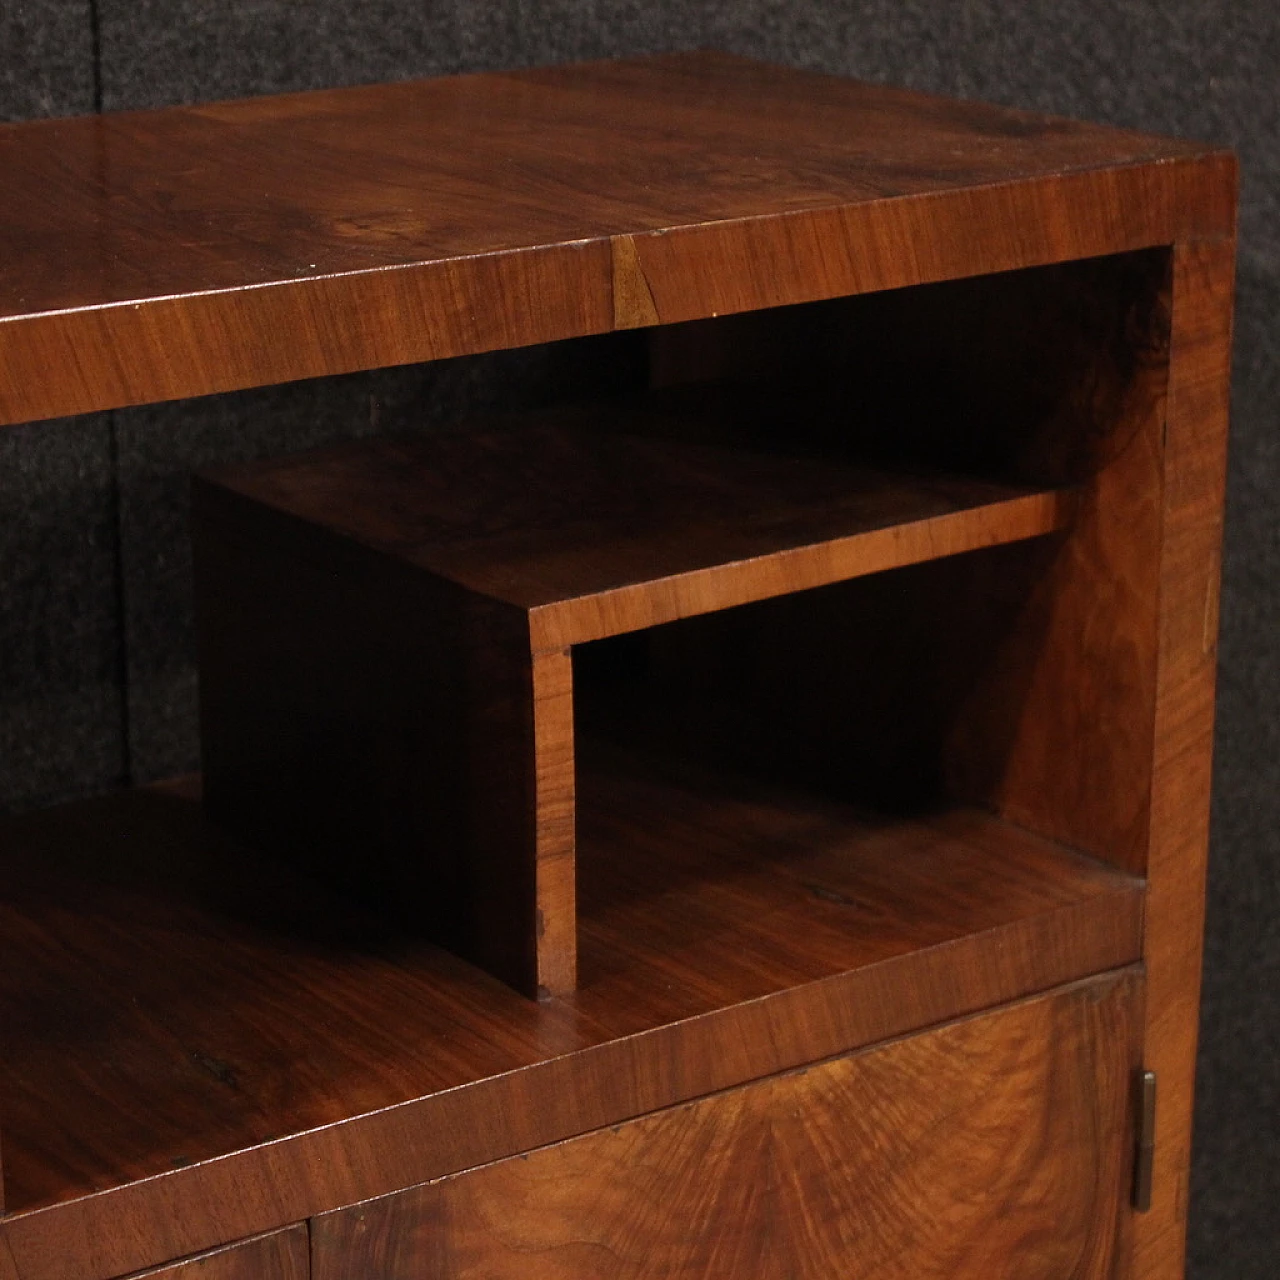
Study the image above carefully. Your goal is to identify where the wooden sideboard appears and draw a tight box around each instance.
[0,50,1235,1280]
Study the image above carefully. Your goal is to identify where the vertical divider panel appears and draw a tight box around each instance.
[530,648,577,996]
[192,482,558,1000]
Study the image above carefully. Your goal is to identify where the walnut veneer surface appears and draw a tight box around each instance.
[0,51,1231,426]
[0,49,1235,1280]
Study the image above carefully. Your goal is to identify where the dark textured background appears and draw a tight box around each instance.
[1,3,1275,1273]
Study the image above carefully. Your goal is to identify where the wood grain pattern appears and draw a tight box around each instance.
[200,409,1075,649]
[121,1229,308,1280]
[642,248,1174,867]
[572,742,1142,1034]
[0,52,1232,426]
[0,50,1237,1280]
[530,648,576,995]
[0,771,1141,1280]
[194,406,1073,996]
[933,254,1170,872]
[1133,238,1236,1280]
[313,970,1142,1280]
[193,479,566,997]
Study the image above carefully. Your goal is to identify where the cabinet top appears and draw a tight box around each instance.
[0,51,1234,427]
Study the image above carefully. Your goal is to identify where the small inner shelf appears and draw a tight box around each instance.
[0,767,1140,1222]
[200,402,1075,649]
[192,394,1085,1001]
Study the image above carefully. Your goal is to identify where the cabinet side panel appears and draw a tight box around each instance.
[1134,238,1235,1280]
[313,971,1142,1280]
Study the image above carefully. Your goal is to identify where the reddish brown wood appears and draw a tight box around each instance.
[0,50,1237,1280]
[531,649,576,994]
[192,481,557,996]
[121,1229,308,1280]
[0,53,1231,427]
[572,743,1142,1033]
[642,248,1173,866]
[0,773,1141,1280]
[313,970,1142,1280]
[1132,238,1235,1280]
[193,410,1072,995]
[640,217,1235,1280]
[199,409,1075,648]
[935,260,1169,873]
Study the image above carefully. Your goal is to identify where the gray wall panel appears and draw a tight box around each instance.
[98,0,463,107]
[95,0,709,109]
[0,416,126,811]
[1192,260,1280,1276]
[509,0,704,66]
[0,0,94,120]
[1,2,118,812]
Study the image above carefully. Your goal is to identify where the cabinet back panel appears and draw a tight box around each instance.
[644,251,1171,871]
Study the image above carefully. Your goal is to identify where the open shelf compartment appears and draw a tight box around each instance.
[0,768,1140,1222]
[191,395,1077,997]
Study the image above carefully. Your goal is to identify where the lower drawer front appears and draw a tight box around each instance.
[315,971,1140,1280]
[122,1228,308,1280]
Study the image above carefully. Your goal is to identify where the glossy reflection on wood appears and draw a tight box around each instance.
[198,407,1074,648]
[0,52,1233,426]
[314,971,1142,1280]
[0,48,1236,1280]
[121,1230,308,1280]
[0,768,1141,1280]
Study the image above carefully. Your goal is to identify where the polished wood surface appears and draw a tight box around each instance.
[530,648,577,994]
[573,740,1140,1031]
[198,407,1075,649]
[314,970,1141,1280]
[0,49,1236,1280]
[121,1230,308,1280]
[1132,238,1235,1280]
[643,249,1171,867]
[194,405,1073,995]
[0,52,1232,426]
[193,481,563,996]
[928,254,1169,875]
[0,765,1141,1280]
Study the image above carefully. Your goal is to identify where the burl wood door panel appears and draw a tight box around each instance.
[121,1227,308,1280]
[314,971,1140,1279]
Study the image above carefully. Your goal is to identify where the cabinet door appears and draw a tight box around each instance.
[120,1227,308,1280]
[313,970,1140,1280]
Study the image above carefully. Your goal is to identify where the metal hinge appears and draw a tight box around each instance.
[1132,1069,1157,1211]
